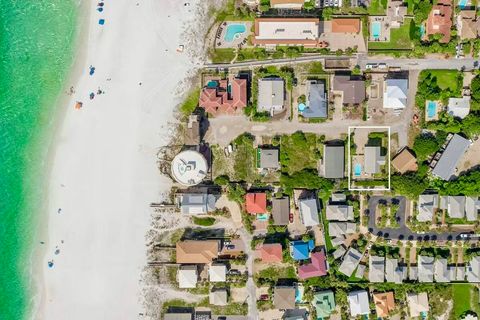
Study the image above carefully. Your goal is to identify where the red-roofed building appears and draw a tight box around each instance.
[260,243,283,263]
[198,78,247,115]
[426,0,452,43]
[298,251,328,280]
[331,18,361,34]
[245,193,267,214]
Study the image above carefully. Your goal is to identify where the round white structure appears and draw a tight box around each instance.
[171,150,208,186]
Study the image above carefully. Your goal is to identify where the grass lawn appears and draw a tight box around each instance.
[279,132,321,175]
[453,284,474,318]
[192,216,216,226]
[369,18,414,50]
[209,48,236,63]
[233,134,260,183]
[255,266,297,285]
[179,89,200,116]
[428,70,460,91]
[367,0,388,15]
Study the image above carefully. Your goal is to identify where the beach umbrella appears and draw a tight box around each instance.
[89,66,95,75]
[99,19,105,25]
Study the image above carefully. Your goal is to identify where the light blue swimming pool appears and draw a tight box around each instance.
[458,0,468,7]
[224,23,246,42]
[295,286,304,303]
[427,101,437,118]
[257,213,269,221]
[207,80,218,88]
[298,103,306,112]
[371,21,381,40]
[420,24,425,38]
[354,163,362,176]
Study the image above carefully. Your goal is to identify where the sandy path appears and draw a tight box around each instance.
[34,0,211,319]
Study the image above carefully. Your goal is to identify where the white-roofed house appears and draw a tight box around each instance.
[209,288,228,306]
[328,222,356,238]
[417,194,439,222]
[326,204,354,221]
[209,264,227,282]
[445,196,466,219]
[177,193,217,215]
[467,256,480,282]
[407,292,429,318]
[339,247,363,277]
[383,78,408,109]
[434,258,450,283]
[385,258,406,283]
[257,78,285,115]
[299,198,320,227]
[418,255,434,282]
[348,290,370,317]
[364,146,386,174]
[178,265,198,288]
[447,96,471,119]
[369,256,385,283]
[466,196,480,221]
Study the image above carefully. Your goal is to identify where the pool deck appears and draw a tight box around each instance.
[368,16,391,42]
[215,21,252,49]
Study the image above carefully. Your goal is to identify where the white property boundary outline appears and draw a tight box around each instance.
[348,126,391,191]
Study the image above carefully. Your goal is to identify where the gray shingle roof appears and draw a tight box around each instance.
[323,145,345,178]
[339,247,363,277]
[418,256,434,283]
[432,134,470,181]
[369,256,385,283]
[364,146,385,174]
[333,75,366,105]
[258,148,280,169]
[303,80,327,118]
[272,197,290,225]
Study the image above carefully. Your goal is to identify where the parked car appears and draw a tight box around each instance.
[259,294,269,301]
[366,63,377,70]
[292,78,298,87]
[289,212,294,223]
[226,244,235,250]
[228,269,241,276]
[378,63,387,69]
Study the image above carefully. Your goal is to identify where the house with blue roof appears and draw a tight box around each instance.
[289,240,315,261]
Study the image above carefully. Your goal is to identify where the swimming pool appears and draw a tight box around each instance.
[419,24,425,38]
[207,80,218,88]
[354,163,362,176]
[298,103,306,112]
[224,23,246,42]
[257,213,269,221]
[458,0,468,7]
[371,21,381,40]
[427,101,437,118]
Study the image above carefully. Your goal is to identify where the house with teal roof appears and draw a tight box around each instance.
[289,240,315,261]
[312,290,335,319]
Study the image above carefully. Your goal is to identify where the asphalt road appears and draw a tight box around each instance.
[367,196,467,241]
[204,54,480,71]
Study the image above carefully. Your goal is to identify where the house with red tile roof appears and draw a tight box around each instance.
[259,243,283,263]
[198,78,247,115]
[298,250,328,280]
[245,193,267,214]
[426,0,453,43]
[331,18,361,34]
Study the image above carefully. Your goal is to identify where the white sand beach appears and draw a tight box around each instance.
[35,0,210,319]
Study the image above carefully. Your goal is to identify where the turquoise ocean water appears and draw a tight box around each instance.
[0,1,78,318]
